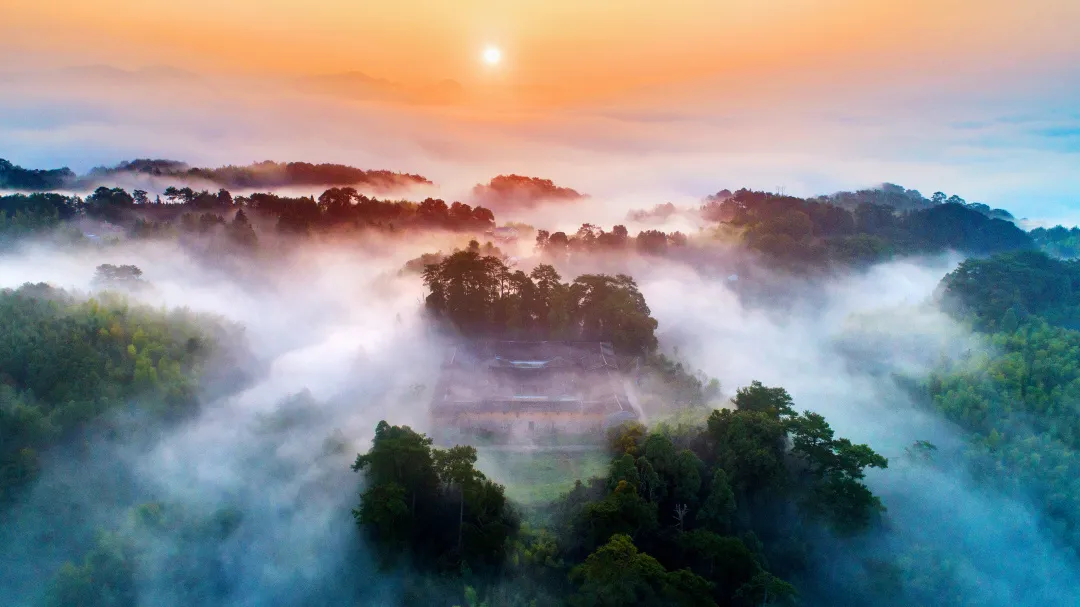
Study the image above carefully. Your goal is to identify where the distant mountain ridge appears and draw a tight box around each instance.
[0,159,76,191]
[0,158,432,192]
[471,174,586,210]
[704,182,1015,223]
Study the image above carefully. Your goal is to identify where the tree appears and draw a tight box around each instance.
[546,231,569,255]
[636,230,669,255]
[679,530,760,599]
[45,532,137,607]
[472,206,495,223]
[582,481,658,547]
[734,572,797,606]
[608,453,641,491]
[448,201,474,222]
[643,433,677,477]
[569,274,658,354]
[435,445,485,552]
[461,478,517,568]
[673,503,690,532]
[607,421,646,456]
[787,411,888,532]
[904,440,937,464]
[636,458,664,503]
[317,186,357,222]
[85,187,135,221]
[354,482,410,552]
[228,208,258,247]
[422,253,659,350]
[706,409,788,496]
[732,382,794,417]
[352,421,438,517]
[698,469,736,533]
[93,264,144,287]
[570,534,716,607]
[531,263,567,333]
[352,422,517,571]
[672,449,703,506]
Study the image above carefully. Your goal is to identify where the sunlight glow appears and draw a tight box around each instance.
[483,46,502,65]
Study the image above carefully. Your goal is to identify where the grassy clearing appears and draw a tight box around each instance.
[476,447,609,506]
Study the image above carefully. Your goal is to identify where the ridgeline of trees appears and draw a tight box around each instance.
[628,202,680,224]
[0,157,431,193]
[422,250,658,354]
[420,243,726,410]
[471,175,585,209]
[810,183,1014,220]
[0,285,211,502]
[927,250,1080,553]
[0,159,76,191]
[247,187,494,235]
[402,240,508,275]
[0,193,81,242]
[535,223,689,258]
[702,188,1032,267]
[353,381,889,606]
[937,250,1080,331]
[89,159,432,190]
[1030,225,1080,259]
[0,185,496,247]
[705,184,1009,222]
[9,176,1077,274]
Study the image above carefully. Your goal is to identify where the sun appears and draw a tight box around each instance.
[482,46,502,66]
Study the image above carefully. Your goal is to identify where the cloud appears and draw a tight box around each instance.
[631,254,1080,605]
[2,65,1080,222]
[0,235,443,605]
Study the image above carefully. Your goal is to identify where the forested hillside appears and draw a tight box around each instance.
[422,250,658,353]
[3,166,1080,606]
[0,285,212,502]
[0,158,430,192]
[1,174,1060,271]
[352,379,888,606]
[929,250,1080,553]
[701,188,1032,267]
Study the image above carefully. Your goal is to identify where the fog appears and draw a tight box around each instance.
[0,236,443,605]
[2,60,1080,604]
[637,255,1080,604]
[1,217,1079,605]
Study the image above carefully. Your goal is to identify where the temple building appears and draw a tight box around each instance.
[431,340,639,438]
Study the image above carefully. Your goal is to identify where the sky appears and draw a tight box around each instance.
[1,0,1079,220]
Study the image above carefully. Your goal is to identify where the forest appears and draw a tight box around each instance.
[925,250,1080,553]
[3,164,1080,606]
[0,157,431,192]
[351,378,888,606]
[422,249,658,353]
[702,188,1032,267]
[0,285,212,502]
[0,177,1048,275]
[472,174,586,209]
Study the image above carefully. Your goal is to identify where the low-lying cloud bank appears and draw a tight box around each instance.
[0,236,442,605]
[0,229,1078,604]
[638,254,1080,605]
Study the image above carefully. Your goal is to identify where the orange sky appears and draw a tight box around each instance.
[2,0,1078,99]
